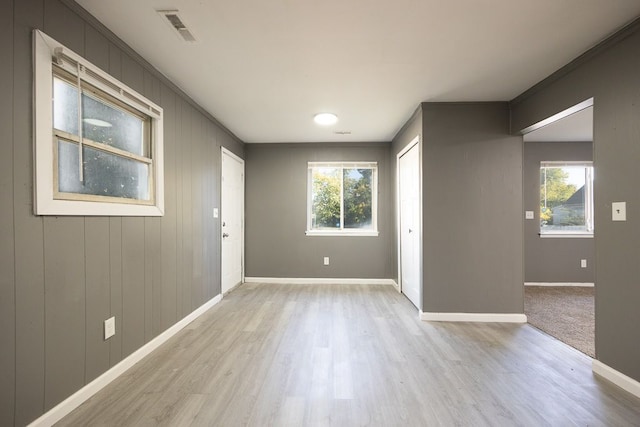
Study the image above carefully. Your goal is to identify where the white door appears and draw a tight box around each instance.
[398,141,421,309]
[221,149,244,294]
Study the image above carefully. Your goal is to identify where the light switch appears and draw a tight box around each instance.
[612,202,626,221]
[525,211,535,220]
[213,208,219,218]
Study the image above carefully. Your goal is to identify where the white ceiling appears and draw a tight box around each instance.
[524,106,593,143]
[75,0,640,143]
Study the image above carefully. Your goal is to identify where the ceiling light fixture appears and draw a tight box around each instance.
[314,113,338,126]
[83,118,112,127]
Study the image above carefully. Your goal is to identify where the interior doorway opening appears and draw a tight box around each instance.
[520,99,595,357]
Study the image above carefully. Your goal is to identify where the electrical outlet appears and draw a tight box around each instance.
[323,257,330,266]
[525,211,535,220]
[581,259,587,268]
[104,316,115,340]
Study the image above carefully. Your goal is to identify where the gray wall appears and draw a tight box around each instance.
[0,1,243,425]
[524,142,595,283]
[421,103,524,314]
[245,142,393,279]
[511,19,640,382]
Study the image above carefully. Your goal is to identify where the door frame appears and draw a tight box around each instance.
[396,135,423,310]
[221,147,245,293]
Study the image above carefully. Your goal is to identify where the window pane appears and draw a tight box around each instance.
[53,77,79,135]
[311,167,341,229]
[82,92,147,157]
[343,168,373,229]
[58,139,150,200]
[540,166,587,232]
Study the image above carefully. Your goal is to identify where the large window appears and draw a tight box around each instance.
[307,162,378,236]
[540,161,593,236]
[34,30,164,216]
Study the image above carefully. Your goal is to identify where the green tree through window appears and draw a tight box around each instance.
[309,163,377,234]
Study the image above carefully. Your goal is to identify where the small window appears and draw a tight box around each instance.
[540,161,593,237]
[34,30,164,216]
[306,162,378,236]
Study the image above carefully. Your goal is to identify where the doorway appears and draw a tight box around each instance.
[221,148,244,294]
[397,136,421,310]
[520,100,595,357]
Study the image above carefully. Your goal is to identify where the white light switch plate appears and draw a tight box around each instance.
[612,202,626,221]
[525,211,535,220]
[213,208,219,218]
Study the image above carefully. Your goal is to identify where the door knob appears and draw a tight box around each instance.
[223,233,229,238]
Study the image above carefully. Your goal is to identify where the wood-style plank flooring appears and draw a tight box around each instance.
[58,283,640,426]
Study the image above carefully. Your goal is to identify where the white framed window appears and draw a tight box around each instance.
[33,30,164,216]
[540,161,593,237]
[306,162,378,236]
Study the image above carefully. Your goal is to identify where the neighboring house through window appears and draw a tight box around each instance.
[540,161,593,237]
[34,30,164,216]
[307,162,378,236]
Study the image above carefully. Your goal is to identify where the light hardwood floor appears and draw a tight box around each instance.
[58,283,640,426]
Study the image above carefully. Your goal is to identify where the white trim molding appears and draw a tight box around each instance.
[244,277,397,286]
[420,312,527,323]
[525,282,595,287]
[28,294,222,427]
[592,360,640,399]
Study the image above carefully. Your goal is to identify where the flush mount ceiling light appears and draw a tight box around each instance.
[314,113,338,126]
[83,118,112,127]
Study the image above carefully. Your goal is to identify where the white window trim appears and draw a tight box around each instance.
[539,161,593,238]
[33,30,164,216]
[306,161,379,237]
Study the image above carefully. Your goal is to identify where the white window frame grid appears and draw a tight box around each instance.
[540,161,594,238]
[306,161,379,237]
[34,29,165,216]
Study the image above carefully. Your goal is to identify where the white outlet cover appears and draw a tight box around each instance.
[525,211,535,220]
[323,257,330,266]
[612,202,626,221]
[581,259,587,268]
[104,316,116,340]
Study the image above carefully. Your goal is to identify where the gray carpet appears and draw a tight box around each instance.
[524,286,595,358]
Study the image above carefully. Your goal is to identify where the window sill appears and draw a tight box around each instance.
[305,230,379,237]
[539,233,594,239]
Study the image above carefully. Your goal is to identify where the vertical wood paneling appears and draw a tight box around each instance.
[108,218,123,365]
[0,1,15,424]
[13,1,45,425]
[41,6,87,411]
[84,218,111,382]
[108,42,123,366]
[145,218,162,339]
[202,121,215,300]
[43,218,86,410]
[181,104,194,316]
[175,99,184,317]
[191,113,204,307]
[121,50,147,347]
[82,21,112,387]
[84,24,109,71]
[121,217,145,356]
[5,1,243,423]
[160,83,178,331]
[43,0,84,54]
[143,71,162,339]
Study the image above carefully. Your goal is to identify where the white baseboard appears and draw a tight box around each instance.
[592,360,640,399]
[524,282,595,287]
[244,277,397,286]
[420,312,527,323]
[28,294,223,427]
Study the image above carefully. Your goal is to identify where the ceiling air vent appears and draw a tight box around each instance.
[158,10,197,43]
